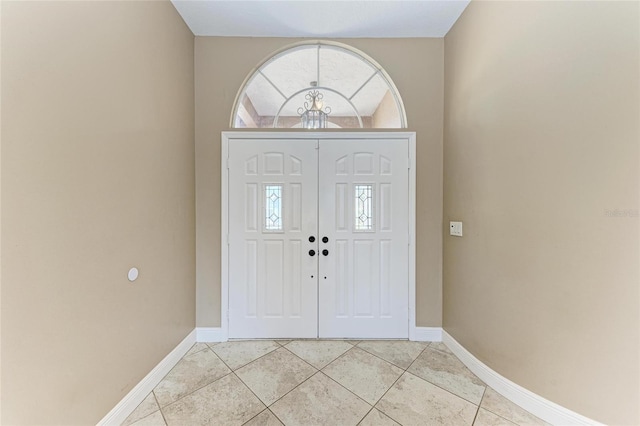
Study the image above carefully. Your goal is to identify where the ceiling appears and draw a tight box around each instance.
[171,1,470,38]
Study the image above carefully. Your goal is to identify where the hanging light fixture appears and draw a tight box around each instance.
[298,87,331,129]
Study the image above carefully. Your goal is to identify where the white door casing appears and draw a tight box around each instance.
[223,132,416,339]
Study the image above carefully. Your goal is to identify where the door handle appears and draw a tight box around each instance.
[322,236,329,243]
[309,236,316,242]
[322,249,329,256]
[309,249,316,257]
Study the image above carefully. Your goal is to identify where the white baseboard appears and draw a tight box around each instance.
[196,327,228,342]
[410,326,442,342]
[98,330,197,426]
[442,331,603,426]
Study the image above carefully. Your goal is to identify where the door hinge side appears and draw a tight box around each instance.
[226,158,230,170]
[226,233,230,245]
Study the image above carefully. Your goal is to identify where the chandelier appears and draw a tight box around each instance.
[298,89,331,129]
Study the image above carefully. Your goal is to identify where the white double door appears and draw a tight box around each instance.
[228,137,409,338]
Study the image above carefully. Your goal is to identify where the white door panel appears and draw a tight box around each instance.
[318,139,409,338]
[228,139,318,338]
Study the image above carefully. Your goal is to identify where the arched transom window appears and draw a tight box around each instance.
[232,41,407,129]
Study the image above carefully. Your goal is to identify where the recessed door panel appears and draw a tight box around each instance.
[354,239,375,317]
[264,240,284,317]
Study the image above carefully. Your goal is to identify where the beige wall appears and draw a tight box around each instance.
[1,1,195,424]
[373,90,401,128]
[195,37,444,327]
[443,1,639,424]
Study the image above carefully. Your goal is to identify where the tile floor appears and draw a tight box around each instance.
[121,340,549,426]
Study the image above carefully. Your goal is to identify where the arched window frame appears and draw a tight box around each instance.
[230,40,408,129]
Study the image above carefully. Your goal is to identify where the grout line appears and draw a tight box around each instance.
[248,344,373,412]
[404,369,486,411]
[211,341,281,372]
[475,390,522,426]
[207,346,236,372]
[156,370,236,411]
[123,409,164,426]
[355,407,376,425]
[185,342,209,357]
[205,342,220,350]
[404,343,431,372]
[279,344,323,370]
[256,343,378,409]
[153,392,169,426]
[232,371,271,417]
[374,365,485,425]
[233,345,319,408]
[269,368,320,407]
[335,346,406,385]
[277,343,388,408]
[362,371,407,425]
[239,408,268,426]
[262,370,324,409]
[266,408,286,426]
[314,370,373,409]
[353,341,429,371]
[405,367,485,406]
[231,347,315,408]
[311,342,427,419]
[429,342,456,356]
[470,387,487,426]
[285,341,350,369]
[405,345,489,407]
[318,342,360,368]
[228,352,273,371]
[153,348,241,411]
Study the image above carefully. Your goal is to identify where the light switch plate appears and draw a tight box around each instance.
[450,221,463,236]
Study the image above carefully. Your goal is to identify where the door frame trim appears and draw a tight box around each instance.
[221,131,417,340]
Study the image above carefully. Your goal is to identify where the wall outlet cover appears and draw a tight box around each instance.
[450,221,463,236]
